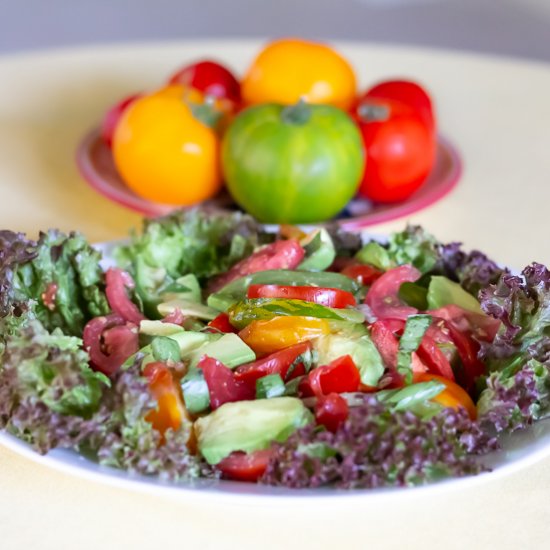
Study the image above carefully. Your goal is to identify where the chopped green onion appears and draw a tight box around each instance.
[151,336,181,364]
[397,314,432,383]
[256,374,285,399]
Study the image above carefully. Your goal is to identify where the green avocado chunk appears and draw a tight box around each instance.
[298,228,336,272]
[427,276,483,314]
[195,397,313,464]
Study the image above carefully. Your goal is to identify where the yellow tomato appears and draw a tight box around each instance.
[241,38,357,109]
[112,84,222,205]
[239,315,330,355]
[414,373,477,420]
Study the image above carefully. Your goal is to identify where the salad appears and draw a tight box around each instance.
[1,208,549,489]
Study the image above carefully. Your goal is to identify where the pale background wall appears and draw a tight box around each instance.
[2,0,550,60]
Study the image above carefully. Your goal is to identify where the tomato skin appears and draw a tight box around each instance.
[208,239,305,293]
[340,263,383,286]
[315,393,349,432]
[112,85,222,205]
[239,316,329,355]
[354,97,436,203]
[414,373,477,420]
[206,313,237,333]
[198,356,255,410]
[101,93,141,148]
[309,355,361,395]
[168,60,241,105]
[221,102,364,224]
[247,284,356,308]
[234,341,311,384]
[143,361,186,433]
[216,449,274,482]
[365,80,435,130]
[416,334,455,381]
[365,265,421,321]
[242,38,357,109]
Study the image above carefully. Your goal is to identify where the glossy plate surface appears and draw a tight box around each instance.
[76,129,462,229]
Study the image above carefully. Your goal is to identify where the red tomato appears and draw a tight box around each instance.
[354,97,436,203]
[208,239,305,292]
[105,268,145,325]
[369,319,426,387]
[247,284,356,308]
[143,361,185,433]
[168,60,241,105]
[206,313,237,333]
[365,265,421,320]
[416,334,455,381]
[365,80,435,130]
[216,449,273,482]
[234,341,310,384]
[198,356,255,409]
[301,355,361,397]
[315,393,349,432]
[101,93,141,148]
[340,263,383,286]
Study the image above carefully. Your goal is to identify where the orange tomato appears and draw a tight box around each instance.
[239,315,329,355]
[112,84,222,205]
[414,373,477,420]
[143,361,187,434]
[241,38,357,109]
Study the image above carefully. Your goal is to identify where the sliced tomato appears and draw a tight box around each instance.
[416,334,455,381]
[208,239,305,292]
[369,319,426,387]
[216,449,274,482]
[428,304,500,342]
[309,355,361,396]
[143,361,185,433]
[340,263,383,286]
[247,284,356,308]
[234,341,310,384]
[198,356,255,409]
[206,313,237,333]
[414,373,476,420]
[105,268,145,325]
[315,393,349,432]
[365,265,421,320]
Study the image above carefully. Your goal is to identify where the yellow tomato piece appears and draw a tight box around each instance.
[414,373,477,420]
[241,38,357,109]
[239,315,330,355]
[112,85,222,205]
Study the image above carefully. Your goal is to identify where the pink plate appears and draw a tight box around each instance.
[76,129,462,228]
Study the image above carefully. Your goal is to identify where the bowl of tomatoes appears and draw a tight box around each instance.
[76,38,462,228]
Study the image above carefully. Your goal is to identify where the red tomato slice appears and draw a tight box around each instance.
[341,263,383,286]
[198,356,255,409]
[216,449,274,482]
[206,313,237,333]
[428,304,500,342]
[234,341,310,384]
[247,284,356,308]
[208,240,305,292]
[105,268,145,325]
[315,393,349,433]
[365,265,421,320]
[416,334,455,381]
[369,319,426,387]
[305,355,361,396]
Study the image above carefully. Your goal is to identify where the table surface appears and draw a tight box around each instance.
[1,40,550,549]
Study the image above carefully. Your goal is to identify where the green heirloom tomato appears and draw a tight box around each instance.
[221,101,365,223]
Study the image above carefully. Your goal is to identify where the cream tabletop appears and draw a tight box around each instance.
[1,41,550,549]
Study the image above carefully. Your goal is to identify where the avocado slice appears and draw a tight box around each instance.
[139,320,184,336]
[186,333,255,369]
[158,298,219,320]
[195,397,313,464]
[355,241,393,271]
[313,325,385,387]
[298,228,336,272]
[167,331,219,356]
[161,273,202,303]
[427,276,483,314]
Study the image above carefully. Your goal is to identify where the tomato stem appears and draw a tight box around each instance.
[281,99,312,125]
[357,102,390,123]
[188,95,223,129]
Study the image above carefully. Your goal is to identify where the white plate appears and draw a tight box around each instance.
[2,239,550,504]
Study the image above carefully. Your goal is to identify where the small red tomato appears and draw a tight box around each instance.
[315,393,349,432]
[354,97,436,203]
[101,93,141,148]
[216,449,274,482]
[365,80,435,130]
[169,59,241,105]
